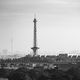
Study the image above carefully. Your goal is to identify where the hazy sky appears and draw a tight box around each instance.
[0,0,80,55]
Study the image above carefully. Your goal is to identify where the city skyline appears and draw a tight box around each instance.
[0,0,80,55]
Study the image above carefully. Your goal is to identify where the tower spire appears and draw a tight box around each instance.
[31,16,39,56]
[34,14,36,19]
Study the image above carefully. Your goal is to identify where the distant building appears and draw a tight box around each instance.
[2,49,8,54]
[58,54,68,58]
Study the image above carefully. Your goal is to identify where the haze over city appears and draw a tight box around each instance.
[0,0,80,55]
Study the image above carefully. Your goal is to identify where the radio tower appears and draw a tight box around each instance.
[11,37,13,54]
[31,16,39,56]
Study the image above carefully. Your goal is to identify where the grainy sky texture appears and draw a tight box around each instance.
[0,0,80,55]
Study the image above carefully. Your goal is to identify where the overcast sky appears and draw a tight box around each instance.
[0,0,80,55]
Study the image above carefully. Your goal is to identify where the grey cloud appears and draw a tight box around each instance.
[0,0,44,14]
[0,0,43,5]
[0,0,80,15]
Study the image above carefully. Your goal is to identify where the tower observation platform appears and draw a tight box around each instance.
[31,17,39,56]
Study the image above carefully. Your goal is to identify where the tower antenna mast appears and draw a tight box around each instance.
[11,37,13,54]
[31,15,39,56]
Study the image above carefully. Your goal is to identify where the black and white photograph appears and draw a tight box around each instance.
[0,0,80,80]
